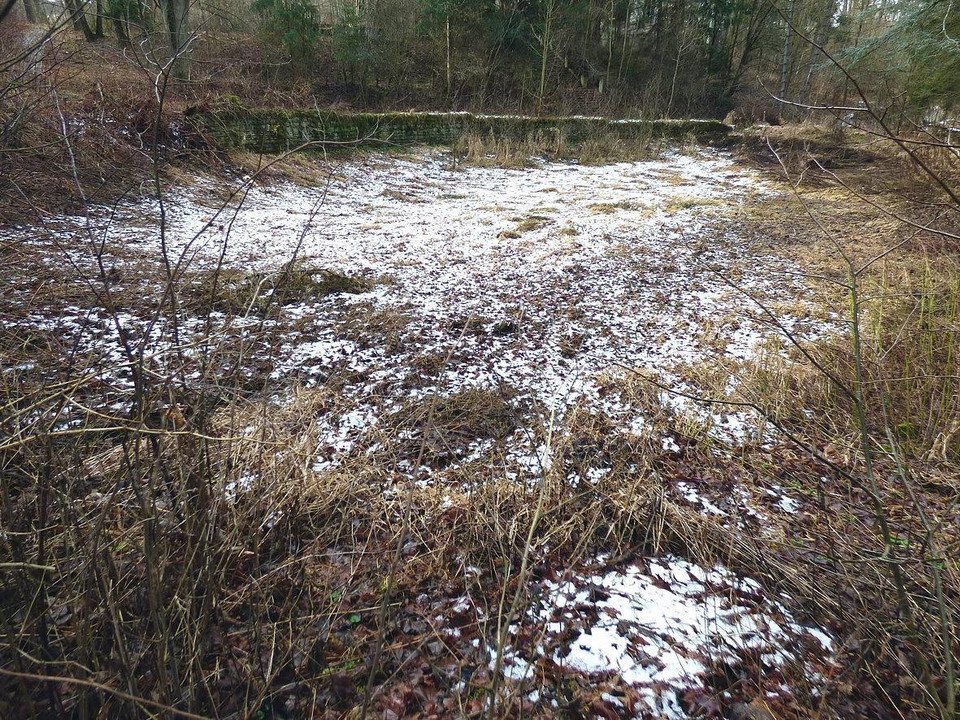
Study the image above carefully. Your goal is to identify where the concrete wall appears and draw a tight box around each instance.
[191,109,731,153]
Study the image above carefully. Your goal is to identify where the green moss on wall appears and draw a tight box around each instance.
[193,108,730,154]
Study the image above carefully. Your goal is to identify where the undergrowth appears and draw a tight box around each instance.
[3,44,960,714]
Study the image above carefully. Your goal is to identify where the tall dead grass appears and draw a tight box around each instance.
[2,360,763,717]
[729,127,960,718]
[451,127,659,168]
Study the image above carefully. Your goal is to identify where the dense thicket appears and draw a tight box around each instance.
[5,0,960,117]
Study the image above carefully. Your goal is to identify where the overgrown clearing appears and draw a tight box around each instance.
[2,133,959,719]
[5,0,960,712]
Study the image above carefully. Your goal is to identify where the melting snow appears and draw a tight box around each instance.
[9,145,838,716]
[495,556,834,717]
[10,148,825,489]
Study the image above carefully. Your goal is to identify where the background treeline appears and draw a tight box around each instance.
[5,0,960,118]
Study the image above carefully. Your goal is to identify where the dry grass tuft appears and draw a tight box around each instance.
[500,214,554,237]
[663,195,722,213]
[513,215,552,233]
[380,388,521,467]
[335,303,411,351]
[588,200,649,214]
[186,261,373,315]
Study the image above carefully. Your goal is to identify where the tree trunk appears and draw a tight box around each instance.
[603,0,614,92]
[725,0,770,97]
[667,33,683,117]
[113,13,131,48]
[21,0,42,23]
[802,4,828,104]
[616,1,630,84]
[94,0,104,39]
[163,0,190,79]
[778,0,795,100]
[841,1,864,107]
[445,12,451,103]
[538,0,554,113]
[66,0,98,41]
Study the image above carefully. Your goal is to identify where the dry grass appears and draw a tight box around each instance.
[229,150,342,187]
[738,128,960,462]
[662,195,723,214]
[379,388,520,466]
[513,215,552,233]
[577,131,657,165]
[452,128,658,168]
[452,132,548,168]
[185,261,373,316]
[716,129,960,717]
[588,200,649,214]
[3,211,871,712]
[335,303,411,352]
[4,352,770,717]
[498,214,553,238]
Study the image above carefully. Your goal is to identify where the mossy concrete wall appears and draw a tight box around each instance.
[192,109,730,153]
